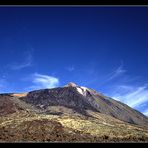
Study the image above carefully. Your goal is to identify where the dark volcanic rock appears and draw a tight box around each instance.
[0,94,23,116]
[21,83,148,127]
[21,87,98,115]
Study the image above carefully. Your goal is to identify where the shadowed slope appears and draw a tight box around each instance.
[0,82,148,142]
[21,83,148,127]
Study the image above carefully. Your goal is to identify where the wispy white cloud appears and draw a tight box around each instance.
[0,79,6,89]
[66,66,75,72]
[112,84,148,109]
[106,63,126,81]
[0,79,12,93]
[102,61,148,116]
[143,109,148,116]
[97,62,126,87]
[8,51,33,70]
[29,73,59,90]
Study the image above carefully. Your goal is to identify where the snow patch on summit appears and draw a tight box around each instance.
[76,87,84,95]
[76,86,88,96]
[81,86,87,91]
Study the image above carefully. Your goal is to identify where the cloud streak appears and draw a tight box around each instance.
[106,63,126,81]
[97,62,126,87]
[29,73,59,90]
[0,79,12,93]
[8,51,33,70]
[102,61,148,116]
[0,79,6,89]
[66,66,75,72]
[143,109,148,116]
[112,84,148,114]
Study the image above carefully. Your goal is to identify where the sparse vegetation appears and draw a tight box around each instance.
[0,111,148,142]
[0,86,148,142]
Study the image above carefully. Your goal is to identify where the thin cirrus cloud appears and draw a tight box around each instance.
[106,63,126,82]
[0,78,13,93]
[97,62,126,87]
[100,61,148,116]
[8,51,33,70]
[29,73,60,90]
[0,79,6,90]
[143,109,148,116]
[111,84,148,116]
[66,66,75,72]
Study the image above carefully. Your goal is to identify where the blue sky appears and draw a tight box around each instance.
[0,6,148,116]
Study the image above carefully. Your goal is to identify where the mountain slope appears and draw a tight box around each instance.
[21,82,148,127]
[0,108,148,142]
[0,82,148,142]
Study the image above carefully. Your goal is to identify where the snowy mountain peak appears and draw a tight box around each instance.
[65,82,77,87]
[76,86,88,96]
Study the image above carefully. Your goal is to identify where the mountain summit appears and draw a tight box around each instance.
[21,82,148,126]
[0,83,148,142]
[65,82,77,87]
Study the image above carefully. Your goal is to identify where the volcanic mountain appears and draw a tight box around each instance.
[0,82,148,142]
